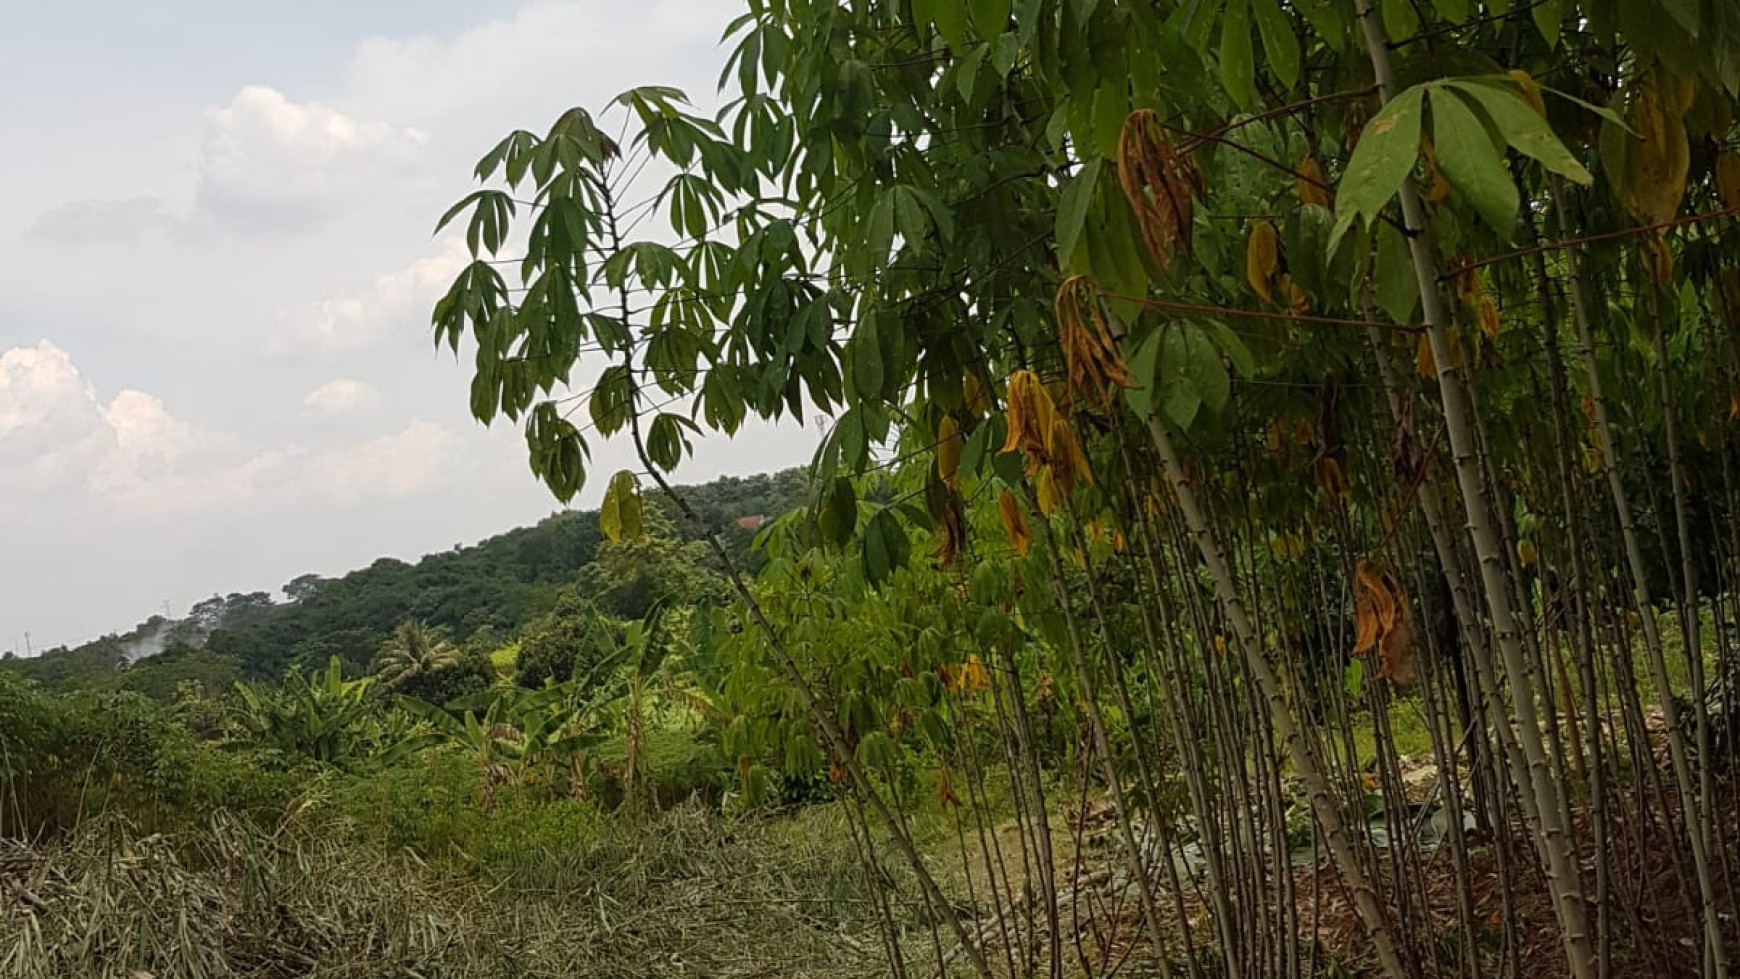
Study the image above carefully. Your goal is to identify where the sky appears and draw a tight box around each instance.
[0,0,821,655]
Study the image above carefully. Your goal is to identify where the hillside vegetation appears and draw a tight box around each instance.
[4,468,806,690]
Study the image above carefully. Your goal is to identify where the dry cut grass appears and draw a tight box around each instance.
[0,804,895,979]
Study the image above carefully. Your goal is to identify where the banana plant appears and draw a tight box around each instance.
[607,600,673,813]
[232,657,378,765]
[396,645,626,809]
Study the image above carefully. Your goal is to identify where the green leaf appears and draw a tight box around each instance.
[1447,82,1594,185]
[863,509,910,586]
[646,413,692,471]
[969,0,1010,40]
[1382,0,1420,43]
[818,476,858,546]
[1251,0,1300,91]
[1374,222,1420,325]
[1092,84,1129,161]
[1531,0,1564,45]
[1433,0,1468,22]
[1183,323,1230,419]
[1290,0,1347,52]
[1657,0,1699,37]
[1345,657,1365,698]
[931,0,970,47]
[1219,0,1257,112]
[1430,87,1519,236]
[851,314,885,401]
[1160,325,1203,430]
[1197,351,1230,417]
[1124,326,1162,419]
[599,470,644,543]
[1055,159,1101,269]
[953,43,988,101]
[1330,86,1423,253]
[1206,320,1257,378]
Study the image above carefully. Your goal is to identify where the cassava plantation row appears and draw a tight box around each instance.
[427,0,1740,975]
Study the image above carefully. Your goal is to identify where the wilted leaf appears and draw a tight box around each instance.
[1246,221,1280,301]
[1297,154,1332,207]
[1118,111,1203,271]
[1718,153,1740,210]
[600,470,644,543]
[998,489,1032,558]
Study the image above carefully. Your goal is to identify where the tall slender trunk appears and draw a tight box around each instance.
[1552,176,1729,977]
[1029,495,1177,975]
[1120,396,1412,979]
[1644,279,1727,976]
[1350,8,1595,976]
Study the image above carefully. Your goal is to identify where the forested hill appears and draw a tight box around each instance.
[5,468,809,690]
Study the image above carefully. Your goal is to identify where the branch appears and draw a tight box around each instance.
[1096,290,1426,333]
[1453,205,1740,279]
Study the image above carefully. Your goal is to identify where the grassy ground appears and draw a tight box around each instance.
[2,804,894,979]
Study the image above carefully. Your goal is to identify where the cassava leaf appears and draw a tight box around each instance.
[1251,0,1300,91]
[1219,0,1257,112]
[600,470,644,543]
[1055,159,1100,268]
[1330,85,1424,253]
[1446,81,1594,185]
[1374,221,1420,325]
[1430,88,1519,236]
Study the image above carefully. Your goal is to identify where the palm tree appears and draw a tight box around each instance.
[371,620,460,691]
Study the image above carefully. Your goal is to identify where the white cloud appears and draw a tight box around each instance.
[0,342,456,522]
[303,378,380,415]
[296,420,456,503]
[29,85,430,242]
[271,236,470,353]
[0,341,114,492]
[344,0,730,124]
[0,341,250,516]
[195,85,429,226]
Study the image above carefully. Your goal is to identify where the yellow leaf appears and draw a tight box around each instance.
[1055,276,1134,412]
[1035,466,1064,515]
[1281,274,1310,316]
[1453,264,1481,306]
[1477,296,1501,340]
[1422,135,1451,205]
[1352,561,1415,684]
[937,416,963,489]
[1620,71,1690,226]
[1246,221,1280,302]
[1643,235,1673,286]
[1509,69,1546,117]
[998,489,1031,558]
[1052,418,1094,491]
[1316,457,1350,501]
[1416,334,1436,379]
[1518,539,1539,567]
[960,655,990,693]
[1296,154,1331,207]
[963,372,991,420]
[938,768,962,809]
[1270,534,1304,561]
[1717,153,1740,211]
